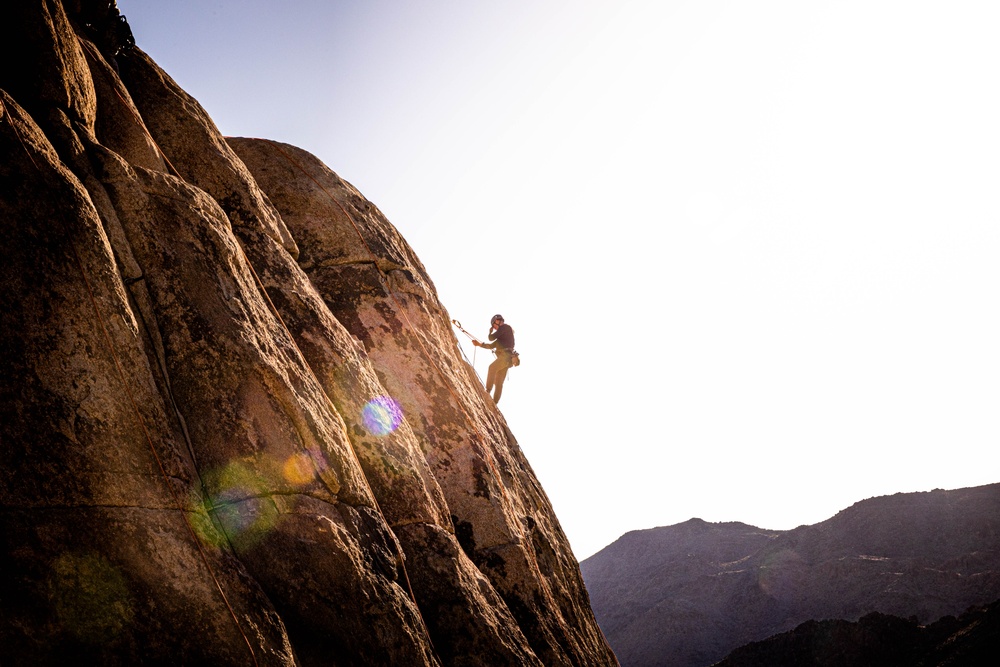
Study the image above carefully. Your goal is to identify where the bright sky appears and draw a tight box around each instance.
[121,0,1000,560]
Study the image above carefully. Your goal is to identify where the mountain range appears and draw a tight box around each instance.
[581,483,1000,667]
[715,598,1000,667]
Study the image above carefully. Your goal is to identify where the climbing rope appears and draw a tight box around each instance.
[452,320,486,380]
[77,39,182,180]
[74,38,435,650]
[67,35,262,662]
[5,88,260,665]
[450,319,479,343]
[72,247,261,666]
[451,319,482,368]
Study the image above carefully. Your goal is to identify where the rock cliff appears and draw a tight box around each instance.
[582,484,1000,667]
[0,2,617,665]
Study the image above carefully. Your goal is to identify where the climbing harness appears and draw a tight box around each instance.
[452,319,520,369]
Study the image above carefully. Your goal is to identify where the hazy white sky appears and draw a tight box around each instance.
[121,0,1000,559]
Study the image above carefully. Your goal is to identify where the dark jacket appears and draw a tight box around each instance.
[482,323,514,354]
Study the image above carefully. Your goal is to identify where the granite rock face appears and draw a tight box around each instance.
[0,3,616,665]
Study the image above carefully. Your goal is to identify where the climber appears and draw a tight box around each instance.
[473,314,516,404]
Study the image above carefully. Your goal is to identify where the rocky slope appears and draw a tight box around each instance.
[582,483,1000,667]
[0,2,616,665]
[714,599,1000,667]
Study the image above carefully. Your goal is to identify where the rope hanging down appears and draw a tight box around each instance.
[451,319,481,366]
[68,44,435,644]
[72,246,261,666]
[71,38,427,655]
[7,90,260,664]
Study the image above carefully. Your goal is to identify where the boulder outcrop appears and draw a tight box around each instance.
[0,2,616,665]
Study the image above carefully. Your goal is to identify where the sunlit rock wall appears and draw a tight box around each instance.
[0,2,616,666]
